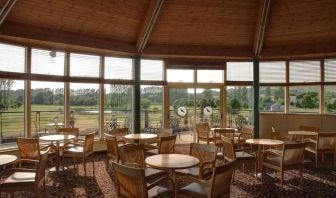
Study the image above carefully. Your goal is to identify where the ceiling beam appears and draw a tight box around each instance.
[136,0,164,53]
[0,21,137,55]
[253,0,272,57]
[0,0,17,27]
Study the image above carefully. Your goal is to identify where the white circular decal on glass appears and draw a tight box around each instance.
[177,107,187,117]
[203,106,213,116]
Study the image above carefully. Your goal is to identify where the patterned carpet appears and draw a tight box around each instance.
[1,144,336,198]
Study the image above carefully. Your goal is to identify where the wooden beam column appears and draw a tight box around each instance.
[136,0,164,53]
[253,59,260,138]
[253,0,272,56]
[0,0,17,27]
[132,56,141,134]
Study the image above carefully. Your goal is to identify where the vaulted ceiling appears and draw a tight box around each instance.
[0,0,335,60]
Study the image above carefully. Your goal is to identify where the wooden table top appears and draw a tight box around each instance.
[0,154,17,166]
[211,127,237,132]
[246,138,284,146]
[124,133,157,140]
[146,154,199,170]
[46,122,64,126]
[39,134,75,141]
[288,131,318,136]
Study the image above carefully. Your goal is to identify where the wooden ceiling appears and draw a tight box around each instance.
[0,0,335,60]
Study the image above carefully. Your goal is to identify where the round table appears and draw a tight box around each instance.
[124,133,157,144]
[40,134,75,172]
[146,154,199,196]
[246,138,284,178]
[0,154,17,167]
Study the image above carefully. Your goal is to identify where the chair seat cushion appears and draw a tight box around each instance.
[3,172,36,184]
[179,182,209,198]
[176,166,199,177]
[148,186,172,198]
[264,156,281,166]
[236,151,255,160]
[64,146,84,153]
[305,147,316,154]
[145,168,166,180]
[146,149,158,156]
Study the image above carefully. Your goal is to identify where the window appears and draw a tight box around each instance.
[196,88,221,127]
[226,62,253,81]
[105,57,133,80]
[197,70,223,83]
[70,53,100,77]
[324,86,336,114]
[31,81,64,136]
[0,79,24,144]
[167,69,194,83]
[290,61,320,83]
[31,49,65,76]
[104,84,132,132]
[289,86,320,113]
[70,83,99,135]
[141,60,163,81]
[260,61,286,83]
[141,85,163,131]
[325,59,336,82]
[259,87,285,112]
[0,43,25,73]
[226,86,253,128]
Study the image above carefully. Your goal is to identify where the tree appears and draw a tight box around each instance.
[141,98,152,110]
[301,92,317,111]
[230,98,241,112]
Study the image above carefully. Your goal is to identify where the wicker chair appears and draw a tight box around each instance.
[111,128,128,143]
[17,137,56,161]
[145,134,177,156]
[234,125,254,148]
[213,128,236,149]
[0,153,49,198]
[62,132,95,176]
[196,123,214,145]
[176,143,217,180]
[119,144,166,182]
[112,162,174,198]
[105,133,123,170]
[305,133,336,168]
[144,128,173,151]
[220,136,256,180]
[179,161,235,198]
[262,142,306,189]
[57,127,80,148]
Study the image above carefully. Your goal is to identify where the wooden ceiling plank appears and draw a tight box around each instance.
[253,0,272,57]
[136,0,164,53]
[0,21,137,54]
[0,0,16,27]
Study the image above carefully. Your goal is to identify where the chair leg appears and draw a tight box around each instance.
[83,157,87,176]
[315,154,318,169]
[44,179,48,198]
[92,154,95,175]
[261,166,265,183]
[232,168,235,182]
[300,168,303,190]
[106,157,109,171]
[280,170,284,189]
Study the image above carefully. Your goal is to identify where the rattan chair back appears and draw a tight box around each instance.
[17,137,41,160]
[119,144,146,168]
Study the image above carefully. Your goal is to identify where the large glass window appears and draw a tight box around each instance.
[325,59,336,82]
[31,81,64,136]
[196,88,221,127]
[226,62,253,81]
[31,49,65,75]
[325,86,336,114]
[141,60,163,81]
[70,53,100,77]
[167,69,194,83]
[70,83,99,135]
[260,61,286,83]
[226,86,253,128]
[289,86,320,113]
[0,43,25,73]
[0,79,24,144]
[197,70,223,83]
[290,61,320,83]
[105,57,133,80]
[104,84,132,133]
[259,87,285,112]
[141,86,163,132]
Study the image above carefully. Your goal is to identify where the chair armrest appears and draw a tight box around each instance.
[147,176,175,196]
[199,160,215,170]
[124,162,142,168]
[63,141,84,147]
[13,159,39,168]
[263,149,281,160]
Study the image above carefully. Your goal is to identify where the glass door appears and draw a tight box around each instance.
[195,88,221,128]
[169,88,195,144]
